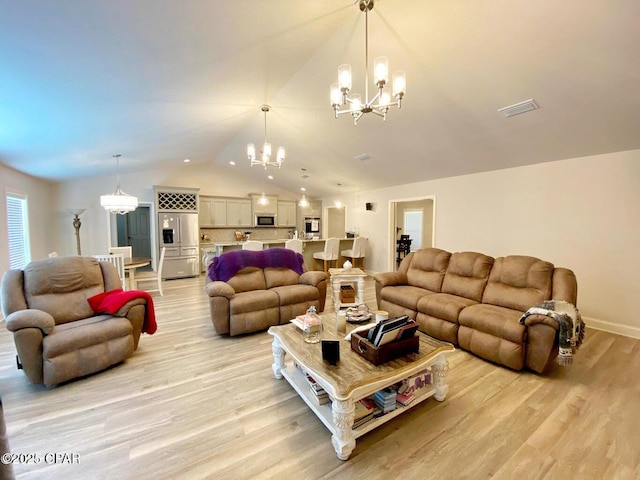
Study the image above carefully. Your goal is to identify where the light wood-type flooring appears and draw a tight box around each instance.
[0,274,638,479]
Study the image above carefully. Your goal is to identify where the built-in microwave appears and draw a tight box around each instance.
[255,214,276,227]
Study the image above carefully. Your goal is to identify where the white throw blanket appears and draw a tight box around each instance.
[519,300,585,366]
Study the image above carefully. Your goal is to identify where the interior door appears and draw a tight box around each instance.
[127,206,152,261]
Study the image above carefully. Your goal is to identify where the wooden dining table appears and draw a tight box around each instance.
[124,257,151,290]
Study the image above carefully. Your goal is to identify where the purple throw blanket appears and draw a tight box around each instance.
[208,247,305,282]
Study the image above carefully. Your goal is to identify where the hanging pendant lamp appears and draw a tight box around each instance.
[100,154,138,215]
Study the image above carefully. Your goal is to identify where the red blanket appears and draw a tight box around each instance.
[87,289,157,334]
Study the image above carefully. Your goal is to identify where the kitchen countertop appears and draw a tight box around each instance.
[200,238,348,249]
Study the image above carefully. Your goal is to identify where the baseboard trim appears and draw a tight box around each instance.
[583,315,640,340]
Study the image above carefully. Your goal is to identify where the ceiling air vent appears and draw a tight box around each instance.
[497,99,539,118]
[354,153,370,161]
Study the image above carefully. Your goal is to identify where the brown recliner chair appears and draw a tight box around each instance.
[1,256,148,387]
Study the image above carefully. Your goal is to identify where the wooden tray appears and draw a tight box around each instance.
[350,328,419,366]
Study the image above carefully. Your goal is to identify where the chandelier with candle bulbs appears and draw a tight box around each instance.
[330,0,406,125]
[248,105,285,169]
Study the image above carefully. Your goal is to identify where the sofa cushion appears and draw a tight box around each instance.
[271,284,319,306]
[380,285,436,311]
[264,268,300,289]
[405,248,451,292]
[417,293,478,323]
[43,315,133,358]
[482,256,553,311]
[227,267,266,293]
[23,257,106,324]
[458,303,526,345]
[230,290,279,314]
[458,326,525,371]
[441,252,494,302]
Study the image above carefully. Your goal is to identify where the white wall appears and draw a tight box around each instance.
[338,149,640,337]
[0,164,54,274]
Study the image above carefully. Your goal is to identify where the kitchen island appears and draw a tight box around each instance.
[201,238,354,272]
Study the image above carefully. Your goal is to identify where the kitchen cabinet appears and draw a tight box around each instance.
[226,199,252,227]
[252,194,278,214]
[199,197,227,227]
[277,201,296,227]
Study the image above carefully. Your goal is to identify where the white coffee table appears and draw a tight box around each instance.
[268,315,455,460]
[328,267,367,310]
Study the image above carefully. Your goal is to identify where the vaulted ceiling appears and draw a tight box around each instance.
[1,0,639,199]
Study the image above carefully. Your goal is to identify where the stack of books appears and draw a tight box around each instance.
[305,373,330,405]
[396,392,416,407]
[353,398,375,428]
[373,388,397,414]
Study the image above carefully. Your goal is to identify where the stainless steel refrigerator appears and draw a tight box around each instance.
[158,213,200,279]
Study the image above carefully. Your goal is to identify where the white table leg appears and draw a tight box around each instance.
[432,355,450,401]
[331,398,356,460]
[332,277,341,310]
[356,276,365,305]
[128,268,136,291]
[271,337,285,380]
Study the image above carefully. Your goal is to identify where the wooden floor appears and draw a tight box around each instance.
[1,274,639,479]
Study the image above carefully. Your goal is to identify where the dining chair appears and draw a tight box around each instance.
[341,236,368,270]
[93,253,126,290]
[242,240,264,251]
[135,247,166,296]
[313,237,340,272]
[109,246,132,258]
[284,238,303,254]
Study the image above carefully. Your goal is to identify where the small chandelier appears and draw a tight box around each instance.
[248,105,285,169]
[100,154,138,215]
[330,0,406,125]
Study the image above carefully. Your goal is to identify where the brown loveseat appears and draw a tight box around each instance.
[205,248,328,336]
[374,248,578,373]
[1,256,149,387]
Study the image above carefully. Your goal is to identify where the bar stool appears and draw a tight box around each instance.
[313,237,340,272]
[341,236,368,270]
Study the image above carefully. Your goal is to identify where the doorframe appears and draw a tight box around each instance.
[388,195,436,271]
[105,201,158,270]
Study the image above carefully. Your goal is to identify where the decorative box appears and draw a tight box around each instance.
[340,285,355,303]
[350,328,419,366]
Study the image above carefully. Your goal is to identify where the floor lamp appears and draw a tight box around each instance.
[67,209,86,256]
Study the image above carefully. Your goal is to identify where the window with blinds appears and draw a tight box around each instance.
[6,192,31,269]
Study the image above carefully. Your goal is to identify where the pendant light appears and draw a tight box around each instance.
[100,154,138,215]
[298,168,310,208]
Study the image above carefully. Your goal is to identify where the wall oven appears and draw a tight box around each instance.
[304,216,321,234]
[254,214,276,227]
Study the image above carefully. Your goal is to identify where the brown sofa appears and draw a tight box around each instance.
[375,248,578,373]
[1,256,148,387]
[205,248,328,336]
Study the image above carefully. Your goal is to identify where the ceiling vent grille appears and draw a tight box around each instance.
[354,153,370,161]
[497,99,539,117]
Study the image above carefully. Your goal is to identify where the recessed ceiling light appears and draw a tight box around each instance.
[497,99,539,117]
[183,158,190,163]
[354,153,370,161]
[301,187,306,192]
[229,160,236,166]
[268,175,274,180]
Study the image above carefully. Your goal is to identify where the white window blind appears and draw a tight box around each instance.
[6,192,31,269]
[403,209,423,251]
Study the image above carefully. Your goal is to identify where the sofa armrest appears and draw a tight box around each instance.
[113,298,147,318]
[299,271,329,287]
[552,268,578,305]
[373,271,407,288]
[522,313,559,330]
[205,281,235,299]
[5,309,55,335]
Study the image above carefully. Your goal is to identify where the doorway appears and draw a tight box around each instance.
[389,197,435,270]
[326,206,346,238]
[108,204,154,271]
